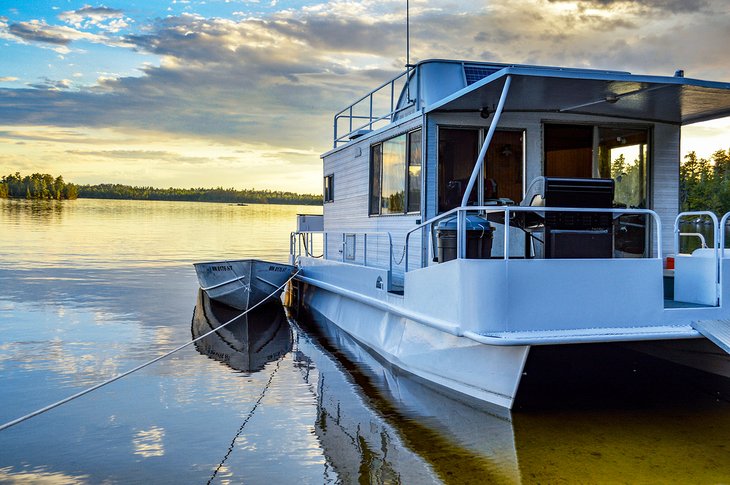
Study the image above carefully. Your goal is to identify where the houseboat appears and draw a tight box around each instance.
[288,59,730,409]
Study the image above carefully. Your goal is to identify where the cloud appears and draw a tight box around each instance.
[5,18,126,49]
[66,149,214,165]
[59,6,130,33]
[8,20,78,45]
[1,0,729,172]
[547,0,711,13]
[0,76,18,82]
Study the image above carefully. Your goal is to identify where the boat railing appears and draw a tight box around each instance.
[674,211,719,255]
[291,230,394,273]
[673,211,723,305]
[720,212,730,257]
[405,206,663,272]
[333,65,419,148]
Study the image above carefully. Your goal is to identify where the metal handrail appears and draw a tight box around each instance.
[673,211,719,255]
[334,103,416,146]
[292,230,394,273]
[405,206,663,272]
[333,65,418,147]
[720,212,730,257]
[679,232,707,249]
[674,211,722,303]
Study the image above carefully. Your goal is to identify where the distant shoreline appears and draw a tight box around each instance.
[1,173,323,205]
[0,194,322,206]
[76,183,322,205]
[78,195,322,205]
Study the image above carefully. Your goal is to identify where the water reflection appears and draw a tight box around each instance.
[191,289,293,373]
[293,308,520,484]
[291,306,730,483]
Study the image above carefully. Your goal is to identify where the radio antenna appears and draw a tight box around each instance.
[406,0,410,68]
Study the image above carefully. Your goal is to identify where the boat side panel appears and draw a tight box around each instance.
[404,258,667,334]
[303,282,529,408]
[505,258,665,331]
[299,256,391,300]
[323,117,423,284]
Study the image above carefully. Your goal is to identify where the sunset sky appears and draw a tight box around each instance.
[1,0,729,193]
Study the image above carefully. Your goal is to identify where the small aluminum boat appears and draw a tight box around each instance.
[193,259,295,310]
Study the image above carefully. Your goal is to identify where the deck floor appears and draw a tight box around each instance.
[664,299,715,309]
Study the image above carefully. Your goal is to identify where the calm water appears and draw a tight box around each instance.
[1,198,730,484]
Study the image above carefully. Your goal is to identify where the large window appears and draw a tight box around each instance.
[544,123,649,208]
[369,129,422,215]
[438,127,524,213]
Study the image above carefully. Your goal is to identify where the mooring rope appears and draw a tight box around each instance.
[0,268,301,433]
[207,355,285,484]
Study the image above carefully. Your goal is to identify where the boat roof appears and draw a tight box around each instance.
[427,65,730,125]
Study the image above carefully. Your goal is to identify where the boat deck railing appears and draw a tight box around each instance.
[291,231,394,273]
[404,205,663,272]
[333,65,419,148]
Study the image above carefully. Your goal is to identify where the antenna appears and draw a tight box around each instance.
[406,0,410,68]
[406,0,411,102]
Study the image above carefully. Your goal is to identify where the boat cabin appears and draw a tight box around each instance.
[308,59,730,292]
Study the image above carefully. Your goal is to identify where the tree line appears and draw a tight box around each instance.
[0,172,78,200]
[1,172,321,205]
[76,184,322,205]
[680,149,730,213]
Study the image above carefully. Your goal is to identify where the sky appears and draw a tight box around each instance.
[1,0,729,193]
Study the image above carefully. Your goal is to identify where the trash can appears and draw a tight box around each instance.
[436,215,493,263]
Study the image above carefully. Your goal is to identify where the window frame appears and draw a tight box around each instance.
[323,173,334,203]
[369,128,422,216]
[542,121,652,209]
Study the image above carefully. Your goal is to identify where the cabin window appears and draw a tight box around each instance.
[544,123,649,208]
[324,174,334,202]
[369,128,422,215]
[438,127,524,213]
[438,128,480,212]
[408,130,422,213]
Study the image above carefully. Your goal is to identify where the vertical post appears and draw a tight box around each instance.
[460,75,512,207]
[504,207,510,260]
[458,209,466,259]
[391,81,395,116]
[369,94,374,130]
[349,106,353,134]
[406,0,410,102]
[364,234,368,267]
[324,232,328,259]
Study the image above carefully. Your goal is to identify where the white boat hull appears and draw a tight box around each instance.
[295,280,530,409]
[194,259,294,310]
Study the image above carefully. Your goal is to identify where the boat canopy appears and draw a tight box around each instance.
[426,66,730,125]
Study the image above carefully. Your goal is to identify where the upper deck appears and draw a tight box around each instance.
[331,59,730,152]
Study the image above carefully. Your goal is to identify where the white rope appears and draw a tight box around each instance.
[0,268,301,432]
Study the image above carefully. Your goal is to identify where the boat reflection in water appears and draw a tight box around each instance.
[191,291,730,483]
[191,289,293,373]
[191,289,520,483]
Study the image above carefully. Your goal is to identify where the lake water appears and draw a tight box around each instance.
[1,198,730,484]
